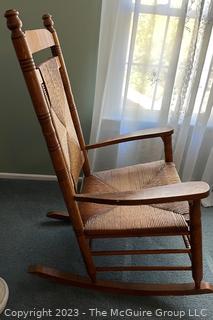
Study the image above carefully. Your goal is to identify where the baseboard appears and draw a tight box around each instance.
[0,173,84,184]
[0,172,57,181]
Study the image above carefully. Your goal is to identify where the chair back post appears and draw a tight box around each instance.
[42,14,91,177]
[4,9,85,233]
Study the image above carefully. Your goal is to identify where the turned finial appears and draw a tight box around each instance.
[42,14,55,33]
[4,9,24,38]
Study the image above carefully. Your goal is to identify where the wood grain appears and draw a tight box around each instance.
[75,181,210,205]
[25,29,55,54]
[96,266,192,272]
[5,9,212,295]
[190,200,203,289]
[92,249,191,256]
[47,211,70,221]
[38,57,84,186]
[86,127,174,150]
[42,13,91,177]
[29,265,213,296]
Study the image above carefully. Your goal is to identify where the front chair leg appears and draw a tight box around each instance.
[190,200,203,289]
[47,211,70,222]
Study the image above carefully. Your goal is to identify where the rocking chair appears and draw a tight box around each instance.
[5,9,213,296]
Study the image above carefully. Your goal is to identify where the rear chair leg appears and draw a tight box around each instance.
[77,234,96,282]
[190,200,203,289]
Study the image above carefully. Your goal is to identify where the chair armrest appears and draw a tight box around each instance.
[74,182,209,206]
[85,127,173,150]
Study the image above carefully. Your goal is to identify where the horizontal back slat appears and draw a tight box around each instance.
[25,29,55,54]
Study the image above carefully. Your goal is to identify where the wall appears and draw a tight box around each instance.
[0,0,101,174]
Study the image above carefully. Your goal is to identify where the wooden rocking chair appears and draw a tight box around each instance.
[5,9,213,296]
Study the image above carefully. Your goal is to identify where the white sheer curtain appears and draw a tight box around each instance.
[90,0,213,206]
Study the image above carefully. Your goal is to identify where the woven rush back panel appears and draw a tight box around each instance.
[39,57,84,186]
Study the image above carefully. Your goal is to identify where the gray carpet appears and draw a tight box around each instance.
[0,179,213,319]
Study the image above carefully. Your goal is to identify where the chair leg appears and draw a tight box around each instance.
[77,234,96,282]
[190,200,203,289]
[89,239,93,249]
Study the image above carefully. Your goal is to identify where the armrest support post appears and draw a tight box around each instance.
[162,134,173,162]
[190,200,203,288]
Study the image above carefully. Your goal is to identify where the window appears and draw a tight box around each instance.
[122,0,213,124]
